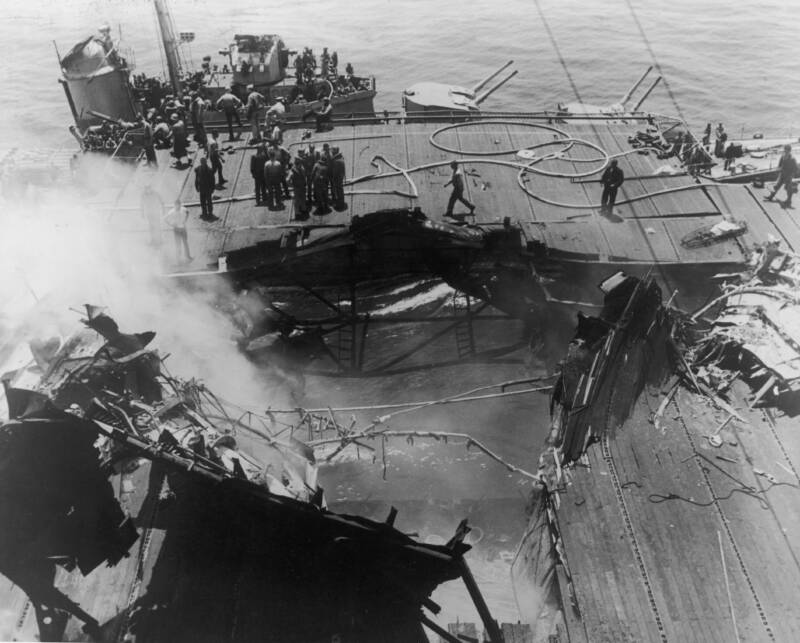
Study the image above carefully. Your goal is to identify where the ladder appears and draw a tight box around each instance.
[336,290,358,372]
[453,293,476,359]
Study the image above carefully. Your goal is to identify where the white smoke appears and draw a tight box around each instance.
[0,155,291,419]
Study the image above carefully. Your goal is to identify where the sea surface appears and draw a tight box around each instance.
[1,0,799,636]
[2,0,800,146]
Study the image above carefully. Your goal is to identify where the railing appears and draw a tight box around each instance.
[274,108,660,131]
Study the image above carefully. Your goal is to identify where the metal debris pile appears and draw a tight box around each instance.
[687,242,800,408]
[2,306,318,502]
[537,271,676,481]
[276,377,553,482]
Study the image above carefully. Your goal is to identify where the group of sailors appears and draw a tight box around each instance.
[293,48,369,100]
[139,132,348,265]
[249,140,347,217]
[294,47,339,84]
[69,122,132,154]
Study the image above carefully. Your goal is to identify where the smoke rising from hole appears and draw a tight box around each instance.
[0,160,289,420]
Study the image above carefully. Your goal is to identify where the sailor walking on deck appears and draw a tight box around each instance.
[271,142,292,200]
[216,89,243,141]
[140,116,157,168]
[304,97,333,133]
[208,130,226,187]
[264,149,285,210]
[304,145,317,206]
[250,145,268,206]
[330,146,346,211]
[444,161,475,218]
[164,198,192,263]
[170,114,188,168]
[600,160,624,214]
[195,157,218,221]
[190,92,208,148]
[290,157,309,220]
[765,144,798,208]
[312,155,330,215]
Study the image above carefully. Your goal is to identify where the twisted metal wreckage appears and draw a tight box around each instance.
[0,306,508,643]
[513,250,800,639]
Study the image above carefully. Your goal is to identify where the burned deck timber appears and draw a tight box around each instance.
[515,272,800,642]
[0,310,498,642]
[88,112,800,311]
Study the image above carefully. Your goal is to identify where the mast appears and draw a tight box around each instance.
[153,0,182,95]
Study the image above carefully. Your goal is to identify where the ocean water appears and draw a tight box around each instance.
[1,0,799,635]
[2,0,800,148]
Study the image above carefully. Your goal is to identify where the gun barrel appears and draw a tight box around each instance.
[475,70,518,105]
[87,109,124,125]
[619,66,653,106]
[631,76,662,112]
[471,60,514,95]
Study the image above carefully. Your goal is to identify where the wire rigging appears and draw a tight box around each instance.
[622,0,687,123]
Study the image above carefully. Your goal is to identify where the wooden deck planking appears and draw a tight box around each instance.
[135,120,795,275]
[704,183,782,247]
[554,387,800,643]
[341,123,358,217]
[287,129,356,225]
[404,127,455,218]
[653,390,799,640]
[455,122,525,220]
[608,426,731,643]
[620,412,757,642]
[561,453,657,641]
[663,217,747,265]
[706,183,800,252]
[705,393,800,642]
[500,123,542,222]
[345,124,411,217]
[527,169,598,219]
[605,430,695,642]
[516,127,598,221]
[589,125,661,220]
[450,123,481,218]
[536,221,610,260]
[601,216,681,264]
[588,122,715,218]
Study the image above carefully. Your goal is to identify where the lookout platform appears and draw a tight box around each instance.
[101,116,800,278]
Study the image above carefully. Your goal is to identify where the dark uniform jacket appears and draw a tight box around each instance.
[600,165,624,187]
[330,154,346,181]
[778,154,798,180]
[250,153,267,179]
[312,161,328,186]
[290,166,306,190]
[194,164,216,192]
